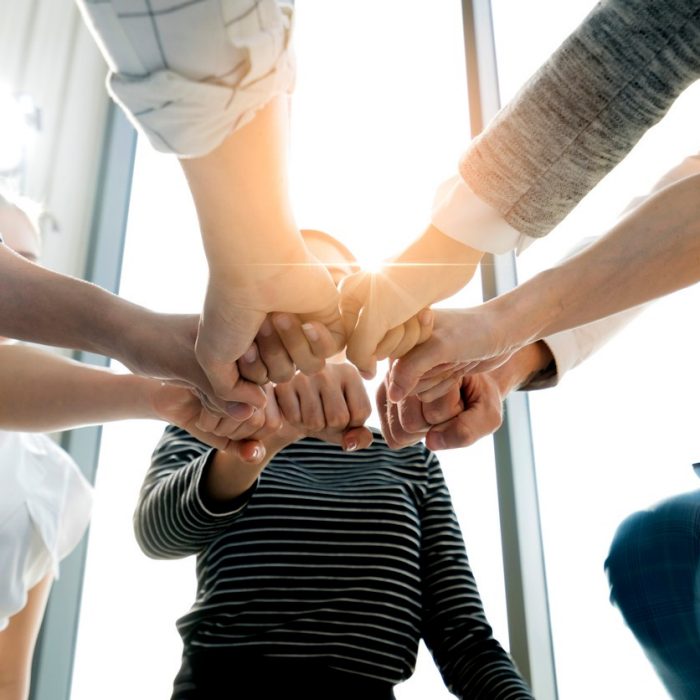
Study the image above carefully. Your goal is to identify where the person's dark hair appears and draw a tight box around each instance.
[300,228,359,268]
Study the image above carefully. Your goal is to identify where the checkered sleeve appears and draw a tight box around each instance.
[77,0,295,156]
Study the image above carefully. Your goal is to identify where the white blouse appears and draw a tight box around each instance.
[0,431,92,630]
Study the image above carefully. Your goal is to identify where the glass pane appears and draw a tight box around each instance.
[492,2,700,698]
[73,2,508,699]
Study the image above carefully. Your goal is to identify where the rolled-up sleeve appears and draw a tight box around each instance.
[77,0,295,156]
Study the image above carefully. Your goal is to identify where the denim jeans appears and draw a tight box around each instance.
[606,489,700,699]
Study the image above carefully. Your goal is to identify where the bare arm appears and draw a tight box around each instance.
[0,343,245,453]
[0,344,163,432]
[78,2,343,399]
[180,97,345,397]
[0,245,265,415]
[390,171,700,401]
[499,172,700,342]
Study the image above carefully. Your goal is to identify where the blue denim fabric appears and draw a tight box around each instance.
[606,489,700,699]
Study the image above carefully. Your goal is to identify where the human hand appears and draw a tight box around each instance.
[237,313,340,385]
[274,362,373,452]
[380,341,555,450]
[376,372,460,449]
[340,225,482,378]
[201,383,287,504]
[387,307,517,403]
[149,380,270,455]
[196,246,345,399]
[120,311,267,419]
[377,370,503,451]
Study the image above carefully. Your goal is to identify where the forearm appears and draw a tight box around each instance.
[180,97,302,274]
[0,247,147,360]
[492,174,700,346]
[203,431,295,506]
[422,461,533,698]
[0,344,161,432]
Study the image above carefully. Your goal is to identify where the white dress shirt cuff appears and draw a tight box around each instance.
[431,175,536,255]
[529,306,646,390]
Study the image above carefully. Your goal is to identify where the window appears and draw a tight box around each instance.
[492,1,700,697]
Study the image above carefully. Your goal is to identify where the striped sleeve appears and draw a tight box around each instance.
[133,425,256,560]
[420,453,533,699]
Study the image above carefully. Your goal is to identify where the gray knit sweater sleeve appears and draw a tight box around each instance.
[459,0,700,238]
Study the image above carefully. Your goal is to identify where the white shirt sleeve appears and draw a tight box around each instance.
[77,0,296,157]
[431,174,536,255]
[531,306,645,389]
[530,153,700,388]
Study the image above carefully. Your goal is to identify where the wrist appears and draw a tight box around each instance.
[491,341,555,395]
[98,296,153,370]
[205,448,268,504]
[484,285,548,355]
[398,225,483,265]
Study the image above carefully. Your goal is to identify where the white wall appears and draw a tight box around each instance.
[0,0,110,280]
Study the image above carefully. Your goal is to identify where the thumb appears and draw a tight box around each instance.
[230,439,267,465]
[195,306,268,405]
[342,426,374,452]
[344,275,386,378]
[388,337,449,403]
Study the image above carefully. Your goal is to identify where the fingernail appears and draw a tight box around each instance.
[302,323,319,342]
[251,445,265,462]
[226,402,254,420]
[275,314,292,331]
[345,439,358,452]
[242,345,258,363]
[429,432,446,450]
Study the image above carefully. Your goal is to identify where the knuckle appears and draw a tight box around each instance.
[328,408,350,429]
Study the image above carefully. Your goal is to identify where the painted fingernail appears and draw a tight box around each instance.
[345,439,358,452]
[302,323,319,342]
[275,314,292,331]
[242,345,258,363]
[226,402,254,420]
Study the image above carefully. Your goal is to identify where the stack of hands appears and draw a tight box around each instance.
[142,225,554,461]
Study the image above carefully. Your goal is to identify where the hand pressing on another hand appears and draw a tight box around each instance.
[386,307,518,403]
[377,342,555,451]
[149,380,275,457]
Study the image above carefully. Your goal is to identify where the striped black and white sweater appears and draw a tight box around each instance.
[134,425,533,699]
